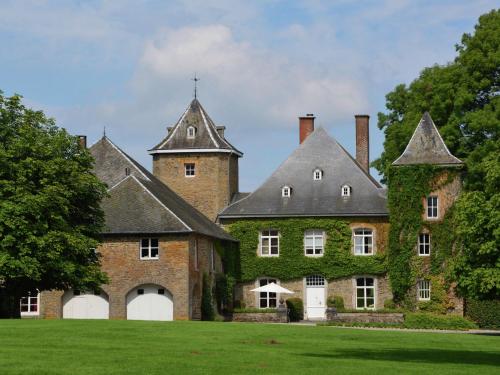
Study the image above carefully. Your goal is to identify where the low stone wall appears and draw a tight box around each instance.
[232,312,287,323]
[328,312,404,324]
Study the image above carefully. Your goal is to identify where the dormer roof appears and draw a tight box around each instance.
[393,112,463,166]
[149,98,242,156]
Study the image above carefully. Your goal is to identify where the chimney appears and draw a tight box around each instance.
[299,114,315,144]
[77,135,87,149]
[167,126,173,134]
[355,115,370,173]
[216,126,226,138]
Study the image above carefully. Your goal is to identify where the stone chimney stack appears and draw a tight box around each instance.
[77,135,87,149]
[216,126,226,138]
[299,114,315,144]
[355,115,370,173]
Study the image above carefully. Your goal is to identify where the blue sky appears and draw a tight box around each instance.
[0,0,496,191]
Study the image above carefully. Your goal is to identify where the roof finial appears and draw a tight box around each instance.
[103,125,106,138]
[191,73,200,99]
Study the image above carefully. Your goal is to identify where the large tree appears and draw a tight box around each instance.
[374,10,499,299]
[0,92,108,317]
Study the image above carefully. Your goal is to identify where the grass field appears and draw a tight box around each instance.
[0,320,499,374]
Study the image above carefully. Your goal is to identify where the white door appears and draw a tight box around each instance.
[305,275,326,319]
[62,291,109,319]
[126,285,173,321]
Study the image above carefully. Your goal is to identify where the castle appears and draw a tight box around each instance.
[25,98,464,321]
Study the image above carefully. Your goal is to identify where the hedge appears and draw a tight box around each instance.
[403,313,477,330]
[465,299,500,329]
[286,298,304,322]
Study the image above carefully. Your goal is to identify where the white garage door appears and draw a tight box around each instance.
[62,290,109,319]
[126,285,173,321]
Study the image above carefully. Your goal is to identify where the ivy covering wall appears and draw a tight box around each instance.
[227,218,386,282]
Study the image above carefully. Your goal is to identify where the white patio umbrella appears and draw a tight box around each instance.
[250,282,294,294]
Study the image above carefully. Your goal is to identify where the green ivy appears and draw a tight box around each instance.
[227,218,386,282]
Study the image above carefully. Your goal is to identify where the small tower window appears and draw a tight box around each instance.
[187,126,196,139]
[342,185,352,197]
[185,163,195,177]
[313,169,323,180]
[282,186,292,197]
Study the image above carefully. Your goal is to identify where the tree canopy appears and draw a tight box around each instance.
[0,92,108,317]
[374,10,499,300]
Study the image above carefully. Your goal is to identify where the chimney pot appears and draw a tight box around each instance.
[77,135,87,149]
[355,115,370,173]
[299,114,315,144]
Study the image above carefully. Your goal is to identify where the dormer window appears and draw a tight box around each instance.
[187,126,196,139]
[342,185,351,197]
[282,186,292,197]
[313,169,323,180]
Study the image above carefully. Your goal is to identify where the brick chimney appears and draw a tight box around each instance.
[77,135,87,149]
[355,115,370,173]
[299,114,315,144]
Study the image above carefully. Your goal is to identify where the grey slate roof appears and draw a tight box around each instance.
[393,112,463,166]
[149,99,242,156]
[89,137,235,241]
[219,127,388,218]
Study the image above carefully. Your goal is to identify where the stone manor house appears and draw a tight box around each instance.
[21,98,464,321]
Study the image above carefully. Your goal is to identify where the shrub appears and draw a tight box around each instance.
[327,296,345,311]
[465,299,500,329]
[403,313,477,330]
[384,299,396,309]
[201,273,215,321]
[286,298,304,322]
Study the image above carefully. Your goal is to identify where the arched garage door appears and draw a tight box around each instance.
[126,284,173,321]
[62,290,109,319]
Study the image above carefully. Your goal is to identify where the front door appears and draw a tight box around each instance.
[305,275,326,319]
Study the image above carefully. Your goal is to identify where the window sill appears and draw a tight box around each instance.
[21,312,39,316]
[305,254,324,257]
[259,254,280,257]
[353,253,375,256]
[140,257,160,261]
[418,254,430,257]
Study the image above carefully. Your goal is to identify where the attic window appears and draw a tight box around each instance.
[187,126,196,139]
[313,169,323,180]
[282,186,292,197]
[341,185,351,197]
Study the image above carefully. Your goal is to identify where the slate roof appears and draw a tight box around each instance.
[393,112,463,166]
[149,98,242,156]
[89,136,235,241]
[219,127,388,218]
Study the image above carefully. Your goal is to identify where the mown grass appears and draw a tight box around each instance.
[0,320,498,374]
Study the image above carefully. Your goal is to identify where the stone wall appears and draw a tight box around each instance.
[328,312,404,323]
[232,312,287,323]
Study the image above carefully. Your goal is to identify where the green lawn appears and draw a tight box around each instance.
[0,320,498,374]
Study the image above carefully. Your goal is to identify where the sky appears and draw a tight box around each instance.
[0,0,497,191]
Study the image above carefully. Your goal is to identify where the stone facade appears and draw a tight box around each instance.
[153,153,238,221]
[422,171,462,222]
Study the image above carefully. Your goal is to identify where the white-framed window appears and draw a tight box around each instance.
[356,277,375,309]
[341,185,352,197]
[20,290,39,316]
[194,239,199,270]
[187,126,196,139]
[258,278,278,308]
[304,230,325,256]
[313,169,323,180]
[185,163,195,177]
[418,233,431,256]
[260,229,279,256]
[140,238,159,259]
[353,228,373,255]
[418,280,431,300]
[427,196,438,219]
[210,244,216,272]
[282,186,292,197]
[306,275,326,286]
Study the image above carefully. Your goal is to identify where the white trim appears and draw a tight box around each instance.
[426,195,439,219]
[104,137,150,181]
[107,175,133,192]
[199,105,220,148]
[304,230,325,257]
[352,227,375,255]
[417,279,431,301]
[353,276,377,310]
[20,290,40,316]
[158,106,190,149]
[139,238,160,260]
[259,229,280,257]
[130,175,192,231]
[256,277,280,309]
[149,148,243,157]
[418,232,431,256]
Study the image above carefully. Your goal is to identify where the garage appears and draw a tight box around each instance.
[126,284,173,321]
[62,290,109,319]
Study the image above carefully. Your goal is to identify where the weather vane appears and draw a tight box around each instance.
[191,73,200,99]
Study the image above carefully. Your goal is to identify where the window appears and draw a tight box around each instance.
[427,196,438,218]
[418,233,430,256]
[418,280,431,300]
[282,186,292,197]
[187,126,196,139]
[137,289,144,295]
[313,169,323,180]
[260,230,279,256]
[20,290,39,316]
[304,230,325,256]
[140,238,159,259]
[306,275,326,286]
[158,289,165,295]
[185,163,195,177]
[353,228,373,255]
[258,278,277,308]
[210,244,216,271]
[194,239,199,270]
[342,185,351,197]
[356,277,375,309]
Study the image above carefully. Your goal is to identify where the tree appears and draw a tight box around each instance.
[0,92,108,317]
[374,10,499,299]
